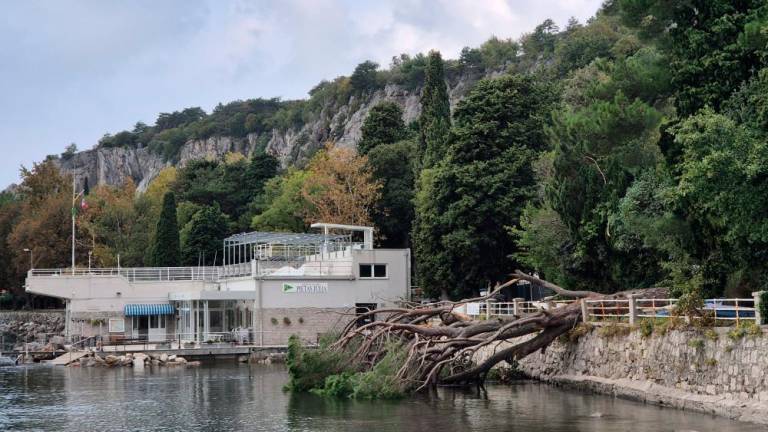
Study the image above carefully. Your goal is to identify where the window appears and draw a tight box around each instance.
[373,264,387,278]
[359,264,387,278]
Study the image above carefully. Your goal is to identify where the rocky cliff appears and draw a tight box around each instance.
[54,71,486,192]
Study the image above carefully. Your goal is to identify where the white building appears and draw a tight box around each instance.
[26,224,411,347]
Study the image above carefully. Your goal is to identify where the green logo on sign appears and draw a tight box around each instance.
[282,283,297,293]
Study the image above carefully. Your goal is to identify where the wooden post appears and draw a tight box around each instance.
[628,295,637,326]
[754,291,763,325]
[485,299,492,319]
[581,299,589,323]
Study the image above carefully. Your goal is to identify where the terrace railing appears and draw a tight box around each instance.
[29,267,220,282]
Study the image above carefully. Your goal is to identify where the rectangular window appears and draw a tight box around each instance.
[359,264,387,279]
[373,264,387,278]
[149,315,158,329]
[359,264,372,278]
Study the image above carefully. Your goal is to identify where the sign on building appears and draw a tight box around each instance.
[282,282,329,294]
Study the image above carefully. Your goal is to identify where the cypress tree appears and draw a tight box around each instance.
[152,191,181,267]
[418,51,451,169]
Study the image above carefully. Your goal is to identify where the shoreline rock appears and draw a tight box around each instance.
[70,352,196,368]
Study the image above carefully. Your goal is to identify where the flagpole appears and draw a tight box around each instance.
[72,170,76,275]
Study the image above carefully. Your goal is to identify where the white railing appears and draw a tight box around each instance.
[29,267,220,282]
[585,297,757,324]
[463,297,759,325]
[465,299,575,317]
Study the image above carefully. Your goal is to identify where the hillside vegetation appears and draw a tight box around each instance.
[3,0,768,308]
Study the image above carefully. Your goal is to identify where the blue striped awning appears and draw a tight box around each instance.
[124,304,175,316]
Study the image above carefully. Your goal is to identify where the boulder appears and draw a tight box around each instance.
[159,353,168,362]
[167,354,177,361]
[174,357,187,364]
[186,361,202,367]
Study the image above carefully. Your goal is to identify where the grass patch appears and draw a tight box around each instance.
[563,323,593,343]
[704,329,719,341]
[727,322,762,341]
[597,322,632,338]
[687,338,704,349]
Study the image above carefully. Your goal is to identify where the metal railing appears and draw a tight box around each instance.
[29,267,220,282]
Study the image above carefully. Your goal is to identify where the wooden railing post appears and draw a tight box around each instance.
[581,299,590,323]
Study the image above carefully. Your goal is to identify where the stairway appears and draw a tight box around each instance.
[50,350,89,366]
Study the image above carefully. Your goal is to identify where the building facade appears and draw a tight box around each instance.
[25,224,410,347]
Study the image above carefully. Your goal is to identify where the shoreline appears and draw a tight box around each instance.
[534,374,768,425]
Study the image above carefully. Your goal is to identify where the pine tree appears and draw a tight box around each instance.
[151,191,181,267]
[418,51,451,169]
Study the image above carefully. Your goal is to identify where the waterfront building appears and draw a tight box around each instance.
[25,223,410,347]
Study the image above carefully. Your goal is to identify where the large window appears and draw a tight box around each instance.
[359,264,387,279]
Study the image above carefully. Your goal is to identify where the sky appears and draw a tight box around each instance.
[0,0,604,188]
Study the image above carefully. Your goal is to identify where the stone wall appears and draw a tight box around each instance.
[255,307,351,346]
[501,326,768,424]
[0,310,65,345]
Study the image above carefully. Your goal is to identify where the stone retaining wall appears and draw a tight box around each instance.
[0,310,65,344]
[483,326,768,425]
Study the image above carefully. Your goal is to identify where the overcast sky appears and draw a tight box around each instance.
[0,0,603,188]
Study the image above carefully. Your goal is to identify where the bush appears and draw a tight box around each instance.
[287,336,406,399]
[760,291,768,325]
[687,338,704,349]
[638,319,654,337]
[285,335,345,392]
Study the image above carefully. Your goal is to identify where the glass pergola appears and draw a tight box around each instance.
[222,231,352,277]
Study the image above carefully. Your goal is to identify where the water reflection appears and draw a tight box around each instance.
[0,363,762,432]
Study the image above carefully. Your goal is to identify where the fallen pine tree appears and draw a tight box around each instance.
[286,270,669,398]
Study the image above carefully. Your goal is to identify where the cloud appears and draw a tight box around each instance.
[0,0,603,187]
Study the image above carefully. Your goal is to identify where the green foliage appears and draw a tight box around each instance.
[359,102,407,154]
[285,335,345,392]
[760,292,768,325]
[418,51,451,169]
[617,0,768,116]
[251,169,311,232]
[638,319,654,338]
[180,204,228,266]
[367,140,416,248]
[350,60,381,94]
[687,338,704,349]
[151,192,181,267]
[414,74,556,299]
[297,339,407,399]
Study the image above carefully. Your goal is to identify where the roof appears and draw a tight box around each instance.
[223,231,348,246]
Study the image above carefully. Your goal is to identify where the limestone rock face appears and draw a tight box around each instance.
[40,69,491,194]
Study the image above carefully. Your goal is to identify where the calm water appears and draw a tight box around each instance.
[0,362,762,432]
